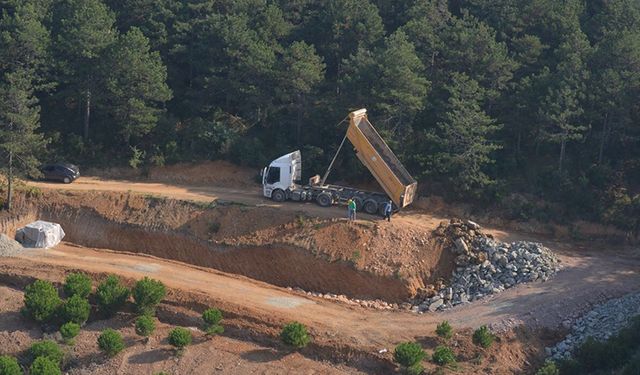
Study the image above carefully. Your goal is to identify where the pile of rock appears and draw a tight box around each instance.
[412,219,561,312]
[0,234,23,257]
[547,292,640,360]
[286,286,400,310]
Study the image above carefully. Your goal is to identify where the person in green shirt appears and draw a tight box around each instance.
[347,198,357,220]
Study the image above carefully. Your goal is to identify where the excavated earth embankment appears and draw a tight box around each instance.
[1,191,453,303]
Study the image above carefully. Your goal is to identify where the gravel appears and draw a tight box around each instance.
[0,234,24,257]
[412,220,561,312]
[547,291,640,360]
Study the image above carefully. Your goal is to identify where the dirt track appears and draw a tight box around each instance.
[29,177,351,218]
[5,239,640,351]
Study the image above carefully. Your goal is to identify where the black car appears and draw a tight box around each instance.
[40,163,80,183]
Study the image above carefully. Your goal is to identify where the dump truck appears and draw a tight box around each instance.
[261,109,418,215]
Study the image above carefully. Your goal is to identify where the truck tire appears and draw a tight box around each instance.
[271,189,286,202]
[316,193,332,207]
[364,199,378,215]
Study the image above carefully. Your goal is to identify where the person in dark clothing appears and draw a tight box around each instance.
[384,200,392,222]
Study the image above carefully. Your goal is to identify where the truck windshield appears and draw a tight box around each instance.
[266,167,280,184]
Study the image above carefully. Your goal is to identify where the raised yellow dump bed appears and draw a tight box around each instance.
[347,109,418,208]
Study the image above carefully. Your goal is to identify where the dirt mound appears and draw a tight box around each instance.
[0,234,23,257]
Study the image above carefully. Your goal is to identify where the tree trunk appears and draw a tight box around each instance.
[559,130,567,172]
[296,94,303,146]
[6,151,13,210]
[83,89,91,140]
[597,112,609,165]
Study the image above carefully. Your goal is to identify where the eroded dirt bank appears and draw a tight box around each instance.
[2,191,453,302]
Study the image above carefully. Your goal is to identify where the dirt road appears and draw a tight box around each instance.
[5,240,640,352]
[29,177,352,218]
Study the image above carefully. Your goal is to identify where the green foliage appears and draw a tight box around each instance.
[98,329,125,357]
[59,295,90,324]
[168,327,192,350]
[4,0,640,234]
[132,277,166,316]
[0,3,49,210]
[134,315,156,337]
[63,273,92,298]
[23,280,62,323]
[59,322,80,345]
[406,363,424,375]
[280,322,311,349]
[535,361,559,375]
[0,355,21,375]
[202,308,224,336]
[29,340,63,365]
[472,326,494,348]
[95,275,130,316]
[436,321,453,339]
[393,342,425,368]
[30,356,61,375]
[419,73,501,197]
[432,345,456,366]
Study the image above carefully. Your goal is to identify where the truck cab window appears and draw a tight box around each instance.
[266,167,280,184]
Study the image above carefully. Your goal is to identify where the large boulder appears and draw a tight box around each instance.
[15,221,65,248]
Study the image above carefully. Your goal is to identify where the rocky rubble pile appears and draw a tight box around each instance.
[548,292,640,360]
[286,286,399,310]
[412,219,561,313]
[0,234,23,257]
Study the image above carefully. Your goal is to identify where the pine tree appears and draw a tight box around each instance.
[0,3,49,210]
[0,71,47,210]
[102,27,172,145]
[51,0,116,141]
[277,41,325,145]
[538,29,590,171]
[373,30,429,133]
[422,73,501,196]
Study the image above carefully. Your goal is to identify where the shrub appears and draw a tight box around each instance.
[98,329,125,357]
[202,308,224,336]
[574,336,628,372]
[63,273,92,298]
[436,321,453,339]
[60,295,90,324]
[96,275,130,316]
[29,340,63,365]
[280,322,310,349]
[432,345,456,366]
[30,356,61,375]
[168,327,192,350]
[23,280,62,323]
[393,342,425,368]
[406,363,424,375]
[60,322,80,345]
[473,326,494,348]
[132,277,166,315]
[536,361,559,375]
[135,315,156,337]
[622,350,640,375]
[0,355,21,375]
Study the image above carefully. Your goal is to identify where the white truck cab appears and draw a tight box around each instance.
[262,150,301,201]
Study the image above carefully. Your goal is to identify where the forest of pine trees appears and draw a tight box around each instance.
[1,0,640,230]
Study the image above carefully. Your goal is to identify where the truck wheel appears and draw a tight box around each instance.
[271,189,286,202]
[316,193,332,207]
[364,199,378,214]
[63,177,71,184]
